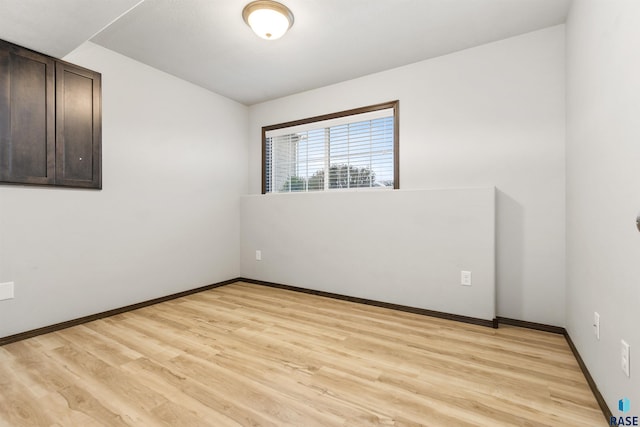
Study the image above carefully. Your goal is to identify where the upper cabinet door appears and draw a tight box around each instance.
[0,41,55,185]
[56,61,102,189]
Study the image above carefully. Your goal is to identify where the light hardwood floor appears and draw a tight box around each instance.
[0,282,605,426]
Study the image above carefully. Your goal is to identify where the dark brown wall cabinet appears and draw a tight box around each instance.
[0,39,101,189]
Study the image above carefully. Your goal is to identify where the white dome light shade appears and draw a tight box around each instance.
[247,8,289,39]
[242,1,294,40]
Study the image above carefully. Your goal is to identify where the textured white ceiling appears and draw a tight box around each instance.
[0,0,571,105]
[0,0,142,57]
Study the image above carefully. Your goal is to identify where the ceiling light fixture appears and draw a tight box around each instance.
[242,0,294,40]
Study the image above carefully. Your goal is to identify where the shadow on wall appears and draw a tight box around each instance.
[496,190,524,318]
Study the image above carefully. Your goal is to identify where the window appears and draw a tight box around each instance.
[262,101,399,194]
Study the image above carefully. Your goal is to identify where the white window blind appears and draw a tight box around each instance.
[264,104,397,193]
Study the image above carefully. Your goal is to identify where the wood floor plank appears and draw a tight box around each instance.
[0,282,606,426]
[0,361,56,426]
[120,357,243,427]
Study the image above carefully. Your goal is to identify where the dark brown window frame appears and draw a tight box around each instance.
[261,100,399,194]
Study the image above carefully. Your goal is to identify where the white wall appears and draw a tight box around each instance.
[566,0,640,413]
[248,26,566,326]
[0,24,567,337]
[0,42,248,338]
[241,188,496,321]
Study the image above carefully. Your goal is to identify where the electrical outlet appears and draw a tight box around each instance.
[255,250,262,261]
[461,271,472,286]
[0,282,14,301]
[594,312,600,340]
[621,340,630,377]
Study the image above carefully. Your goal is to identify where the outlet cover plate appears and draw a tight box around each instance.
[621,340,630,377]
[0,282,15,301]
[461,271,472,286]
